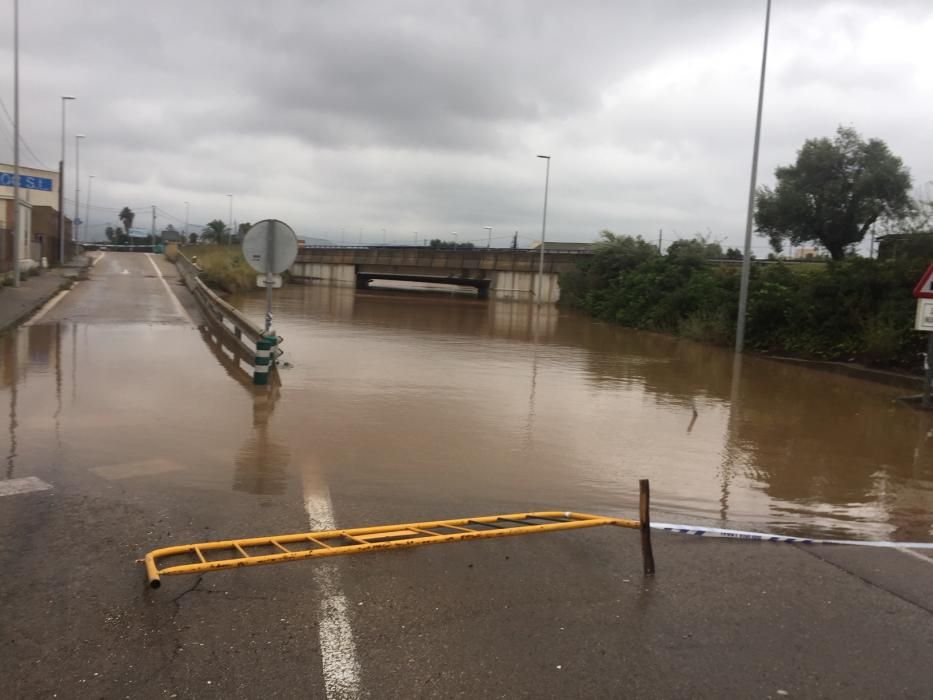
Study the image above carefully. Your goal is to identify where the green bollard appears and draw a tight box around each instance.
[253,335,276,385]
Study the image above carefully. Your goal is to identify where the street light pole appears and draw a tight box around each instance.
[226,194,233,246]
[59,95,75,264]
[12,0,20,286]
[484,226,492,249]
[536,154,551,303]
[184,201,189,240]
[85,175,94,243]
[74,134,86,244]
[735,0,772,354]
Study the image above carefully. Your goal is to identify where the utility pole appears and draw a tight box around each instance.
[12,0,20,286]
[658,228,663,252]
[184,201,189,240]
[484,226,493,249]
[151,205,156,245]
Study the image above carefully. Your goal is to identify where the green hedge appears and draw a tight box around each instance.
[560,234,928,370]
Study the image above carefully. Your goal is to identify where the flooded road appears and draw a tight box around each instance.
[3,266,932,543]
[225,282,932,543]
[3,252,933,698]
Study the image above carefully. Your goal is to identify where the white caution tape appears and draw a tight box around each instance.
[652,522,933,550]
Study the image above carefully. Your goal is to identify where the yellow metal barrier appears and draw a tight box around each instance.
[143,482,656,589]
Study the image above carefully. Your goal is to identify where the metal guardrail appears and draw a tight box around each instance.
[175,253,272,370]
[79,244,156,253]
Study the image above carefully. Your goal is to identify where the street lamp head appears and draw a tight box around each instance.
[62,95,76,101]
[76,133,86,139]
[537,154,550,159]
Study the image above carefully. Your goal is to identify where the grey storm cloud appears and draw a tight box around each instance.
[1,0,931,250]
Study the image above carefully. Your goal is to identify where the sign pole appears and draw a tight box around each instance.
[925,332,933,409]
[264,220,274,333]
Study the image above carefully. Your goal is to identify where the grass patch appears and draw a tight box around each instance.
[182,244,256,295]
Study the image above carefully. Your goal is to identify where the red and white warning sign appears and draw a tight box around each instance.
[913,262,933,299]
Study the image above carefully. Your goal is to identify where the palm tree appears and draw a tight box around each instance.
[119,207,135,235]
[201,219,227,244]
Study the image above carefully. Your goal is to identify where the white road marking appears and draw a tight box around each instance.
[91,251,106,267]
[91,458,186,481]
[146,253,195,326]
[24,284,77,326]
[0,476,52,497]
[304,487,362,700]
[897,547,933,565]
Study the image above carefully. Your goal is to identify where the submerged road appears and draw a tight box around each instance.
[1,252,932,698]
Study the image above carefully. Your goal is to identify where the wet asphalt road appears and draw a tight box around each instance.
[2,252,932,698]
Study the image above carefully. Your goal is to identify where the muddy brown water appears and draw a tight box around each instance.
[3,281,932,542]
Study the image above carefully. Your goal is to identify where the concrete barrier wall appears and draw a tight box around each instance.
[489,270,560,303]
[291,262,356,286]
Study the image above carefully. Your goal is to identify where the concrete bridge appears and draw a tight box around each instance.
[289,246,592,303]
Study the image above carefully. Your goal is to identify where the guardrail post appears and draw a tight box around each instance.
[639,479,656,575]
[253,334,275,385]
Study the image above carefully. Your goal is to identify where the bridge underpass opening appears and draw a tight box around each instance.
[356,272,491,298]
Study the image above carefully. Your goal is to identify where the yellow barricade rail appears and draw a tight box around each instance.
[143,481,657,589]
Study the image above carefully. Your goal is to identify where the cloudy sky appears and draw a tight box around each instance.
[1,0,931,251]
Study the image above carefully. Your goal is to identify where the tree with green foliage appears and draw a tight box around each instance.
[188,232,199,245]
[201,219,227,244]
[119,207,135,235]
[755,126,912,260]
[666,235,723,262]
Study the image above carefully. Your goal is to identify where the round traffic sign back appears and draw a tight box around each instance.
[242,220,299,274]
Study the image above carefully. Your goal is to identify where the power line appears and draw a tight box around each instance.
[0,94,52,170]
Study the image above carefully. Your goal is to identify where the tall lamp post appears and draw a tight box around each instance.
[12,0,20,286]
[536,154,551,303]
[484,226,492,249]
[735,0,772,354]
[226,194,233,245]
[85,175,94,243]
[184,201,189,240]
[59,95,75,263]
[74,134,86,244]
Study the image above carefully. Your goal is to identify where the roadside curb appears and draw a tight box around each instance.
[765,354,921,391]
[0,276,76,336]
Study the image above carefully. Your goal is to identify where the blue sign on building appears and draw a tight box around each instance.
[0,171,54,191]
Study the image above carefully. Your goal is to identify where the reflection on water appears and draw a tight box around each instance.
[197,324,290,496]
